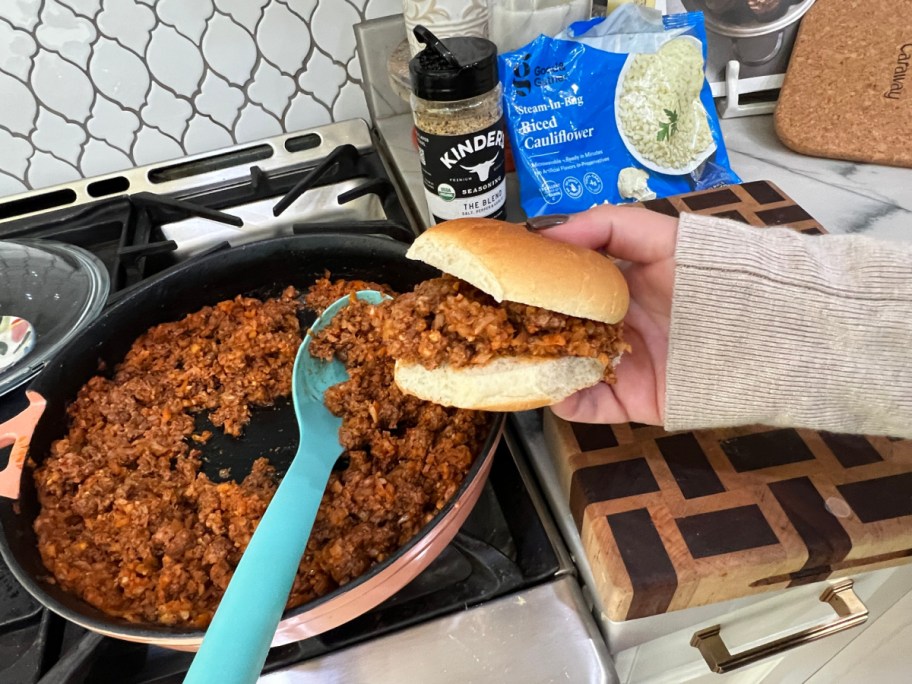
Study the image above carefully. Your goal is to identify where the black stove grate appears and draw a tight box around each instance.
[0,145,414,294]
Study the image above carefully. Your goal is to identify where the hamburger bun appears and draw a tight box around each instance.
[391,219,629,411]
[405,218,628,324]
[394,356,607,412]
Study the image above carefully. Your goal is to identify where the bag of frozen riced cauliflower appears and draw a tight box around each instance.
[499,5,740,216]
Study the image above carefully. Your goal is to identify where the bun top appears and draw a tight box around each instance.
[406,218,629,324]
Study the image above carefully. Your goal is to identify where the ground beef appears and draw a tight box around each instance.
[382,275,629,382]
[32,279,489,628]
[303,276,393,313]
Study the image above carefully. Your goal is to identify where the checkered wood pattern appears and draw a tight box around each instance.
[638,180,823,235]
[544,182,912,621]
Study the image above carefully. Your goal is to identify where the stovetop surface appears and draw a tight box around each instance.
[0,125,563,683]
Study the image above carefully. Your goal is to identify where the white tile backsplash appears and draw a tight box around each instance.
[0,71,37,135]
[132,126,182,165]
[0,0,402,194]
[312,1,360,61]
[215,0,269,33]
[96,0,154,55]
[203,12,257,84]
[0,172,27,196]
[148,24,205,97]
[143,83,193,139]
[0,128,33,179]
[195,71,244,128]
[88,93,140,152]
[59,0,102,20]
[0,20,38,81]
[32,107,86,164]
[157,0,212,43]
[32,50,94,121]
[5,0,42,32]
[183,113,233,154]
[28,149,80,186]
[79,136,131,176]
[249,61,296,118]
[258,4,312,75]
[37,0,97,68]
[297,48,347,110]
[90,38,150,110]
[235,102,283,143]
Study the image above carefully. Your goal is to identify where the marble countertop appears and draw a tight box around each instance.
[718,116,912,241]
[379,110,912,242]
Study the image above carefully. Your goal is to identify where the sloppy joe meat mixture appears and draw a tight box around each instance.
[382,275,628,381]
[32,279,489,627]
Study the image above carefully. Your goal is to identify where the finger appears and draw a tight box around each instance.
[537,206,678,264]
[550,382,630,424]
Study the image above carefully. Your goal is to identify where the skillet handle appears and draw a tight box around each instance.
[0,391,47,500]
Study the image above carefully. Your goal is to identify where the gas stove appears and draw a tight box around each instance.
[0,120,415,294]
[0,119,610,683]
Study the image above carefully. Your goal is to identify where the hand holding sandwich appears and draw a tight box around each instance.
[385,202,911,438]
[533,206,677,427]
[539,205,912,439]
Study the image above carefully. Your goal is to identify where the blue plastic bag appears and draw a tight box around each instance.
[499,8,740,217]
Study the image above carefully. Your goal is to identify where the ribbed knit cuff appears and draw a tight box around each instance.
[664,213,912,438]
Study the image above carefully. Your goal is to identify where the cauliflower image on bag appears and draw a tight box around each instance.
[616,37,714,174]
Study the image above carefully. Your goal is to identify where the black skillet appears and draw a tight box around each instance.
[0,232,503,649]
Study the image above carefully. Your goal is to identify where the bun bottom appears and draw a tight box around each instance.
[393,356,607,412]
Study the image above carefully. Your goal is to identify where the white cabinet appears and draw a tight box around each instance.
[805,587,912,683]
[611,563,912,683]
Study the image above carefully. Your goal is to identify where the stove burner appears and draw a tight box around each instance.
[249,166,271,196]
[272,144,360,217]
[0,559,48,684]
[338,178,395,206]
[133,192,244,227]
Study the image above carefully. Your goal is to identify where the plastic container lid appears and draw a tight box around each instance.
[409,25,499,102]
[0,239,110,396]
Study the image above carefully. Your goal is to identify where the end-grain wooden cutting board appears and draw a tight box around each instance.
[545,181,912,621]
[774,0,912,167]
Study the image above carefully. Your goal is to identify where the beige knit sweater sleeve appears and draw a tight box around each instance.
[665,212,912,438]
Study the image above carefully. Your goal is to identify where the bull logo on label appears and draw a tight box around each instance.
[460,154,499,182]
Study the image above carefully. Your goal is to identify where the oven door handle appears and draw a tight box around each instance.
[691,579,868,674]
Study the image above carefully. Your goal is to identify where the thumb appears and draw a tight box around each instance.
[534,205,678,264]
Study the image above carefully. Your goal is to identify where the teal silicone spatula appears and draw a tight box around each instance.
[184,290,388,684]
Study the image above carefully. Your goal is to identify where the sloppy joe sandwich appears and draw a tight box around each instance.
[382,218,630,411]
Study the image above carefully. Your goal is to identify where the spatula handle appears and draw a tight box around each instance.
[184,445,330,684]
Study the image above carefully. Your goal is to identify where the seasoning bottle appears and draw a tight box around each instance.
[409,25,507,225]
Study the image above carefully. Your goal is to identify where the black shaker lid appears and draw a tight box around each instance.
[408,25,499,102]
